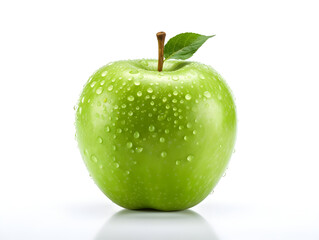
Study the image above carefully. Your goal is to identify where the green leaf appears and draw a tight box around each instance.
[164,32,215,61]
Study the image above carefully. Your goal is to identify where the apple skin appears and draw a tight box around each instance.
[75,59,236,211]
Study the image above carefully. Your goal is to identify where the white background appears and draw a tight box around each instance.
[1,0,319,239]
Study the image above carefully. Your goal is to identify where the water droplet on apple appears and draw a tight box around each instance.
[91,155,98,163]
[126,142,133,148]
[127,95,135,101]
[129,69,139,74]
[96,87,103,94]
[100,80,105,85]
[134,81,140,86]
[117,128,122,133]
[165,129,169,134]
[147,88,153,93]
[184,136,188,141]
[185,94,192,100]
[79,107,82,114]
[161,151,167,158]
[113,162,119,168]
[81,96,85,103]
[172,99,177,103]
[187,155,194,162]
[218,94,222,100]
[99,164,103,169]
[187,123,192,128]
[149,125,155,132]
[160,137,165,143]
[108,85,114,91]
[204,91,211,98]
[176,160,181,165]
[136,147,143,153]
[134,131,140,138]
[125,170,130,175]
[172,76,179,81]
[84,149,89,156]
[101,70,108,77]
[137,91,142,97]
[90,81,96,87]
[173,90,178,96]
[97,137,103,143]
[193,130,197,135]
[162,97,167,103]
[105,126,110,132]
[128,111,133,116]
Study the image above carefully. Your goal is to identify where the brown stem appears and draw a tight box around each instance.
[156,31,166,72]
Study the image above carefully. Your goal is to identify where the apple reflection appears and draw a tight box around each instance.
[95,209,218,240]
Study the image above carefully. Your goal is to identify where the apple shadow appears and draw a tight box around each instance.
[94,209,219,240]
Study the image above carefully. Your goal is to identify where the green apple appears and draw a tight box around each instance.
[75,59,236,211]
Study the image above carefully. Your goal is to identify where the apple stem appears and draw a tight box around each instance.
[156,31,166,72]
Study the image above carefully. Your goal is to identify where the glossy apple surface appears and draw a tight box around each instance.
[75,59,236,211]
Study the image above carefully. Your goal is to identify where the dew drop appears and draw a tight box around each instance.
[97,137,103,143]
[172,76,179,81]
[108,85,114,91]
[105,126,110,132]
[137,91,143,97]
[172,99,177,103]
[176,160,181,165]
[96,87,103,94]
[187,155,194,162]
[126,142,133,148]
[184,136,188,141]
[125,170,130,175]
[134,81,140,86]
[101,70,108,77]
[162,97,167,103]
[185,94,192,100]
[161,151,167,158]
[136,147,143,153]
[100,80,105,85]
[90,81,96,88]
[128,111,133,116]
[160,137,165,143]
[127,95,135,101]
[187,123,192,128]
[90,155,98,163]
[173,90,178,96]
[193,130,197,135]
[129,69,139,74]
[147,88,153,93]
[81,96,85,103]
[204,91,211,98]
[165,129,169,134]
[149,125,155,132]
[113,162,119,168]
[134,131,140,138]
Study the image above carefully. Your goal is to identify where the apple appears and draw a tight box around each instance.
[75,32,236,211]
